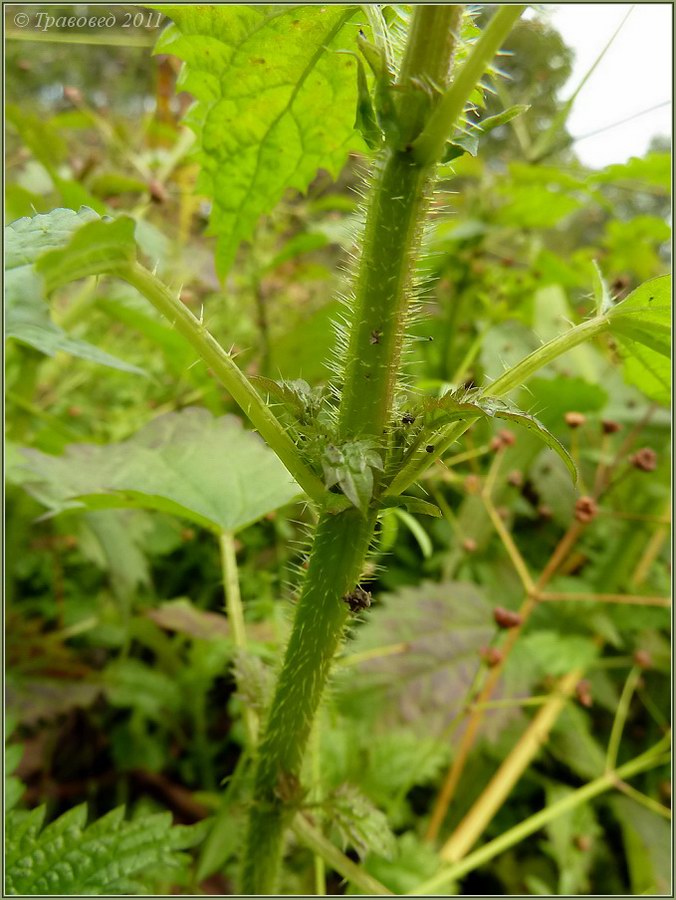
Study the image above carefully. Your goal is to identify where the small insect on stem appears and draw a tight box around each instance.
[370,329,383,345]
[342,586,372,613]
[401,412,416,425]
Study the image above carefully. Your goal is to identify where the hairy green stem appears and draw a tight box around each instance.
[241,508,375,892]
[338,8,463,440]
[410,735,671,894]
[122,261,334,509]
[241,7,467,891]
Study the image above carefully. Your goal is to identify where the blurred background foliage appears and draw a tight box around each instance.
[4,4,671,895]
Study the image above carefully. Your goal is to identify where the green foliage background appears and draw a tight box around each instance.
[4,4,671,896]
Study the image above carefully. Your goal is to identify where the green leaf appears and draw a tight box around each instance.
[322,440,384,513]
[18,408,300,533]
[422,389,577,481]
[548,705,607,782]
[5,208,143,375]
[590,152,671,192]
[337,581,517,739]
[154,5,363,275]
[607,275,671,406]
[36,216,137,293]
[380,495,442,518]
[444,105,529,160]
[610,797,671,894]
[543,781,601,894]
[326,784,396,860]
[346,831,440,895]
[5,803,207,894]
[102,659,181,721]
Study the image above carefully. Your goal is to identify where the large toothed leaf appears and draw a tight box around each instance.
[5,208,143,374]
[153,5,363,275]
[336,581,525,740]
[606,275,671,406]
[5,803,207,894]
[421,390,577,481]
[18,408,300,533]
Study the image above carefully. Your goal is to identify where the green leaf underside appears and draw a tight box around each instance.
[154,5,364,276]
[337,581,521,739]
[5,208,142,374]
[423,390,577,481]
[19,408,300,533]
[607,275,671,405]
[5,803,207,895]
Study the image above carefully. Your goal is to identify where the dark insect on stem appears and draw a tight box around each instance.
[401,412,416,425]
[342,586,372,613]
[426,444,435,453]
[370,329,383,345]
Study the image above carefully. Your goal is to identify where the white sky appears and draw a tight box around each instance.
[533,3,672,168]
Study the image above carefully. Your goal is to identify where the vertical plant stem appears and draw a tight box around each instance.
[219,531,258,747]
[241,507,375,892]
[241,7,468,890]
[606,664,642,772]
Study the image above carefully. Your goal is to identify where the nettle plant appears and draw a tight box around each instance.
[5,4,671,895]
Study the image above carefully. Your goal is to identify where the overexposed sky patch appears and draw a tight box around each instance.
[534,3,672,168]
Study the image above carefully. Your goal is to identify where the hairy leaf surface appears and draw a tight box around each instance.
[422,390,577,480]
[5,804,207,895]
[154,5,363,275]
[19,408,300,533]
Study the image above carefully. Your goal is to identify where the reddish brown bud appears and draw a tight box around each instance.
[575,679,593,708]
[148,178,169,204]
[575,496,598,523]
[493,607,522,629]
[633,649,652,670]
[630,447,658,472]
[498,429,516,447]
[63,85,83,105]
[601,419,622,435]
[462,538,478,553]
[464,475,481,495]
[481,646,503,667]
[575,835,592,852]
[507,470,523,488]
[181,528,195,542]
[67,406,81,418]
[565,411,586,428]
